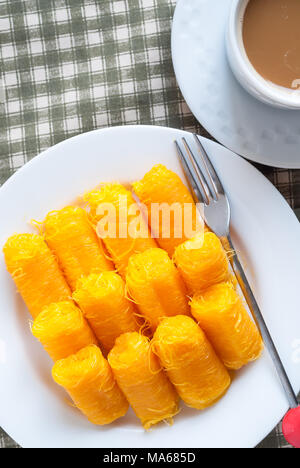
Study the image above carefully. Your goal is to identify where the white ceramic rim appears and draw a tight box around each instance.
[228,0,300,110]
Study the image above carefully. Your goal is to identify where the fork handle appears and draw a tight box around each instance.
[222,234,298,409]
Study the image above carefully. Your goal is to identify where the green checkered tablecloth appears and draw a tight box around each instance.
[0,0,299,449]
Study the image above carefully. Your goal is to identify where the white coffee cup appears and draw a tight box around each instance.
[226,0,300,110]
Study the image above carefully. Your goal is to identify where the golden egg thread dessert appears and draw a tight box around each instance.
[132,164,204,256]
[31,301,97,361]
[3,162,264,430]
[108,332,179,429]
[52,345,129,425]
[174,232,230,294]
[190,282,263,370]
[85,183,156,278]
[152,315,231,410]
[126,248,190,332]
[73,272,139,352]
[44,206,113,290]
[3,233,71,318]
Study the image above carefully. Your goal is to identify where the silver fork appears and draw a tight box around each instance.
[175,134,298,411]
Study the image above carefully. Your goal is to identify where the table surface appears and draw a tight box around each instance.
[0,0,299,449]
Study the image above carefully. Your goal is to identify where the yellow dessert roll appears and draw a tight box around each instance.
[108,332,179,429]
[152,315,231,410]
[126,248,190,332]
[173,232,230,294]
[85,183,156,278]
[44,206,113,290]
[132,164,204,256]
[3,234,71,318]
[52,345,128,425]
[190,282,263,370]
[31,301,97,361]
[73,272,139,352]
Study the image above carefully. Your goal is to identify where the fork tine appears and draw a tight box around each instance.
[182,137,215,203]
[194,134,225,196]
[175,140,206,205]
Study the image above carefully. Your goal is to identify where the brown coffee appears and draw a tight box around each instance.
[243,0,300,89]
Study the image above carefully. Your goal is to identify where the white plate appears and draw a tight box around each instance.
[172,0,300,169]
[0,126,300,448]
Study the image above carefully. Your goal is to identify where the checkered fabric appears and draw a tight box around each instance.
[0,0,299,449]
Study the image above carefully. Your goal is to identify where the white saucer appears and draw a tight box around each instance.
[172,0,300,169]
